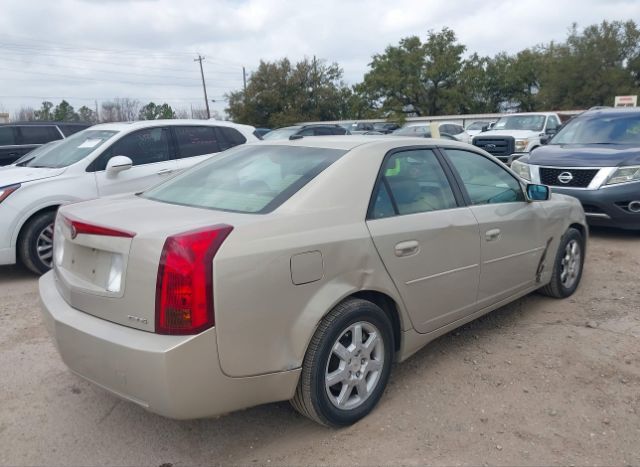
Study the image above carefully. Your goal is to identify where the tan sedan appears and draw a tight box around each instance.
[39,137,587,426]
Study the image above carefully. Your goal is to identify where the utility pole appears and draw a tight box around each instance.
[194,55,211,119]
[242,66,247,104]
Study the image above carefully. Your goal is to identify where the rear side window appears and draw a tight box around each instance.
[0,127,15,145]
[58,125,88,137]
[175,126,221,158]
[216,127,247,150]
[19,126,61,144]
[143,145,346,214]
[369,149,458,219]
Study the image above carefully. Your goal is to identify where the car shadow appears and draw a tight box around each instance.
[0,264,37,284]
[588,225,639,241]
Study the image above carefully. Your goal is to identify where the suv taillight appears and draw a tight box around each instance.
[155,224,233,335]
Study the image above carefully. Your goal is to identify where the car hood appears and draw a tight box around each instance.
[475,130,540,139]
[528,144,640,167]
[0,165,66,186]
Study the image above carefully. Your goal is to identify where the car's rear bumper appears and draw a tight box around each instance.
[551,184,640,230]
[39,271,300,419]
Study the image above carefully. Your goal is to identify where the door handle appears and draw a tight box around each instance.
[157,169,174,175]
[394,240,419,257]
[485,228,501,241]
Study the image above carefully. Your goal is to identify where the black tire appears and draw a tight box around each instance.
[539,227,584,298]
[291,298,394,427]
[18,211,57,275]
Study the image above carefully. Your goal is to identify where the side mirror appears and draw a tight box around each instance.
[106,155,133,175]
[481,125,489,132]
[545,128,557,136]
[540,134,551,145]
[526,183,550,201]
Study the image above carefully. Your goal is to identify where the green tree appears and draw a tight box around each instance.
[77,106,96,123]
[53,100,79,122]
[226,57,357,127]
[138,102,176,120]
[359,28,466,116]
[33,101,54,121]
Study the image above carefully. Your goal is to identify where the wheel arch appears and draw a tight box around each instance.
[349,290,402,353]
[15,204,60,247]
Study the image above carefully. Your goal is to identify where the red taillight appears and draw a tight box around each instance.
[155,224,233,335]
[61,215,136,239]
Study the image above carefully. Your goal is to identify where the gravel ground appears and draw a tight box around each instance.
[0,227,639,466]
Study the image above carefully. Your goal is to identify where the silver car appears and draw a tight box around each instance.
[39,137,587,427]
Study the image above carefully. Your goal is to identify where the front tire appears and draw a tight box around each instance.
[18,211,57,275]
[539,227,584,298]
[291,298,394,427]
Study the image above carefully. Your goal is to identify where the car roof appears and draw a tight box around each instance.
[580,107,640,117]
[88,119,255,132]
[0,121,91,127]
[251,135,474,151]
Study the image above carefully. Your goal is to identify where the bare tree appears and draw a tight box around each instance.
[190,106,210,119]
[13,107,36,121]
[100,101,118,123]
[174,107,190,119]
[113,98,140,121]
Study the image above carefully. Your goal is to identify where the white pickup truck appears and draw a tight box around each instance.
[472,112,563,164]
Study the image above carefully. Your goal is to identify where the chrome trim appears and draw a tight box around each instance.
[484,246,546,265]
[405,263,479,285]
[584,212,611,219]
[530,166,616,190]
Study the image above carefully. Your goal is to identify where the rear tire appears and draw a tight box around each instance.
[291,298,394,427]
[539,227,584,298]
[18,211,57,275]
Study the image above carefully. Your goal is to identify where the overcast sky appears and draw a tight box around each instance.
[1,0,639,118]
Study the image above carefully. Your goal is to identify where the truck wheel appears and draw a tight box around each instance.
[539,227,584,298]
[18,211,57,275]
[291,298,394,427]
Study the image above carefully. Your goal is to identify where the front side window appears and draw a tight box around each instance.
[546,116,560,131]
[174,126,220,158]
[445,149,525,205]
[95,127,170,170]
[143,145,346,214]
[19,126,61,144]
[369,149,457,219]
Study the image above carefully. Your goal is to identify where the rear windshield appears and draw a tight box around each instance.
[551,114,640,145]
[143,144,346,213]
[15,129,118,168]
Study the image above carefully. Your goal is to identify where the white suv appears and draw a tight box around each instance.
[0,119,257,273]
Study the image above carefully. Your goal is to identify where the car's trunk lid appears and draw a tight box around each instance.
[54,194,255,332]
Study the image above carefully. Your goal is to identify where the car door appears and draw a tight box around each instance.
[442,148,548,307]
[366,147,482,334]
[93,126,177,196]
[173,125,222,171]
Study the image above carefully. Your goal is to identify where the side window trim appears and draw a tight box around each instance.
[366,145,465,221]
[439,147,526,206]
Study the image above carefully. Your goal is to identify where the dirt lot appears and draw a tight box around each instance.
[0,227,639,466]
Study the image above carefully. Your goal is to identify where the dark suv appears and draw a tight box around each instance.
[0,122,91,166]
[511,108,640,230]
[261,124,349,141]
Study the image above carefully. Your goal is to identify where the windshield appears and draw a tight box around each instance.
[143,144,346,213]
[466,122,486,131]
[15,130,118,168]
[261,127,300,141]
[551,114,640,145]
[493,115,545,132]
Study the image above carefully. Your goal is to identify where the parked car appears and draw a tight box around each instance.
[373,122,401,134]
[0,119,257,274]
[391,123,458,141]
[253,128,271,139]
[262,124,349,140]
[465,120,495,139]
[394,122,470,143]
[40,136,586,427]
[511,107,640,230]
[0,121,91,166]
[473,112,563,164]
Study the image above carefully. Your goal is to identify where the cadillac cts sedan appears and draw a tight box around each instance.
[39,137,587,427]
